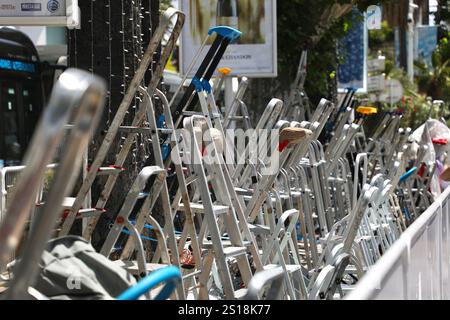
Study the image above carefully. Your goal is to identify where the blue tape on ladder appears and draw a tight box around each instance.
[403,207,412,221]
[121,228,158,242]
[400,167,417,183]
[208,26,242,43]
[161,144,170,161]
[128,220,183,234]
[158,114,171,160]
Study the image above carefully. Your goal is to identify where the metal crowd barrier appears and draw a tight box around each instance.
[347,186,450,300]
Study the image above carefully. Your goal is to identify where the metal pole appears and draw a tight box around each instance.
[224,76,234,121]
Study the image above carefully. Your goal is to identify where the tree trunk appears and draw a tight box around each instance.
[68,0,160,248]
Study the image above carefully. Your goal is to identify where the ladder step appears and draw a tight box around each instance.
[203,240,251,249]
[62,197,75,208]
[38,196,83,210]
[290,191,301,197]
[235,187,254,196]
[263,264,302,273]
[182,111,203,117]
[75,208,106,219]
[95,165,126,176]
[270,194,290,201]
[182,270,202,280]
[178,202,229,215]
[228,116,249,120]
[234,288,248,299]
[248,223,271,235]
[137,192,149,199]
[60,208,106,220]
[184,175,199,185]
[118,126,173,135]
[113,260,168,276]
[222,246,247,258]
[182,111,221,118]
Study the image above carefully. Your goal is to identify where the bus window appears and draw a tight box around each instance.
[1,84,22,164]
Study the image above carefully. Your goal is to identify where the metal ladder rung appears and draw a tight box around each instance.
[270,194,290,201]
[182,111,221,118]
[185,175,199,185]
[182,269,202,280]
[59,208,106,220]
[203,240,251,249]
[137,192,149,199]
[96,166,126,176]
[222,246,247,258]
[228,116,249,120]
[75,208,106,219]
[113,260,168,276]
[248,223,271,235]
[118,126,172,134]
[178,202,229,215]
[181,111,203,117]
[234,288,248,299]
[235,187,254,196]
[263,264,302,273]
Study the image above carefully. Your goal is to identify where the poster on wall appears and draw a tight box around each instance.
[415,25,438,69]
[0,0,79,28]
[179,0,277,78]
[337,10,368,93]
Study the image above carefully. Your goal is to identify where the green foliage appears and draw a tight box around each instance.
[276,1,392,103]
[160,0,172,10]
[370,65,439,130]
[368,21,394,51]
[415,33,450,102]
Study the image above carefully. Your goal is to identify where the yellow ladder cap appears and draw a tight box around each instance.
[218,67,232,75]
[356,106,377,115]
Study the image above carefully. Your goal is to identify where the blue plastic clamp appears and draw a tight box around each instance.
[208,26,242,43]
[116,266,182,300]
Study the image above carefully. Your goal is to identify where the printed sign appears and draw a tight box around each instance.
[368,74,385,92]
[338,9,368,93]
[179,0,277,78]
[0,0,79,28]
[415,25,438,68]
[367,5,382,30]
[367,56,385,73]
[376,79,403,103]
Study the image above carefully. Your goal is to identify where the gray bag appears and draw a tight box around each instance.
[32,236,136,300]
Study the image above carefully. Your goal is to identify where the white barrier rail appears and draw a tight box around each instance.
[347,186,450,300]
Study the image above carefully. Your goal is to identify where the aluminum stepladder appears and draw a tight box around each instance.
[237,103,331,267]
[99,166,169,278]
[258,205,307,299]
[243,266,285,300]
[242,120,313,224]
[171,26,242,131]
[308,178,381,300]
[117,87,204,299]
[179,77,282,297]
[181,115,255,299]
[2,69,106,299]
[323,87,357,143]
[282,50,311,122]
[56,8,187,300]
[222,76,252,131]
[59,8,185,238]
[232,98,285,188]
